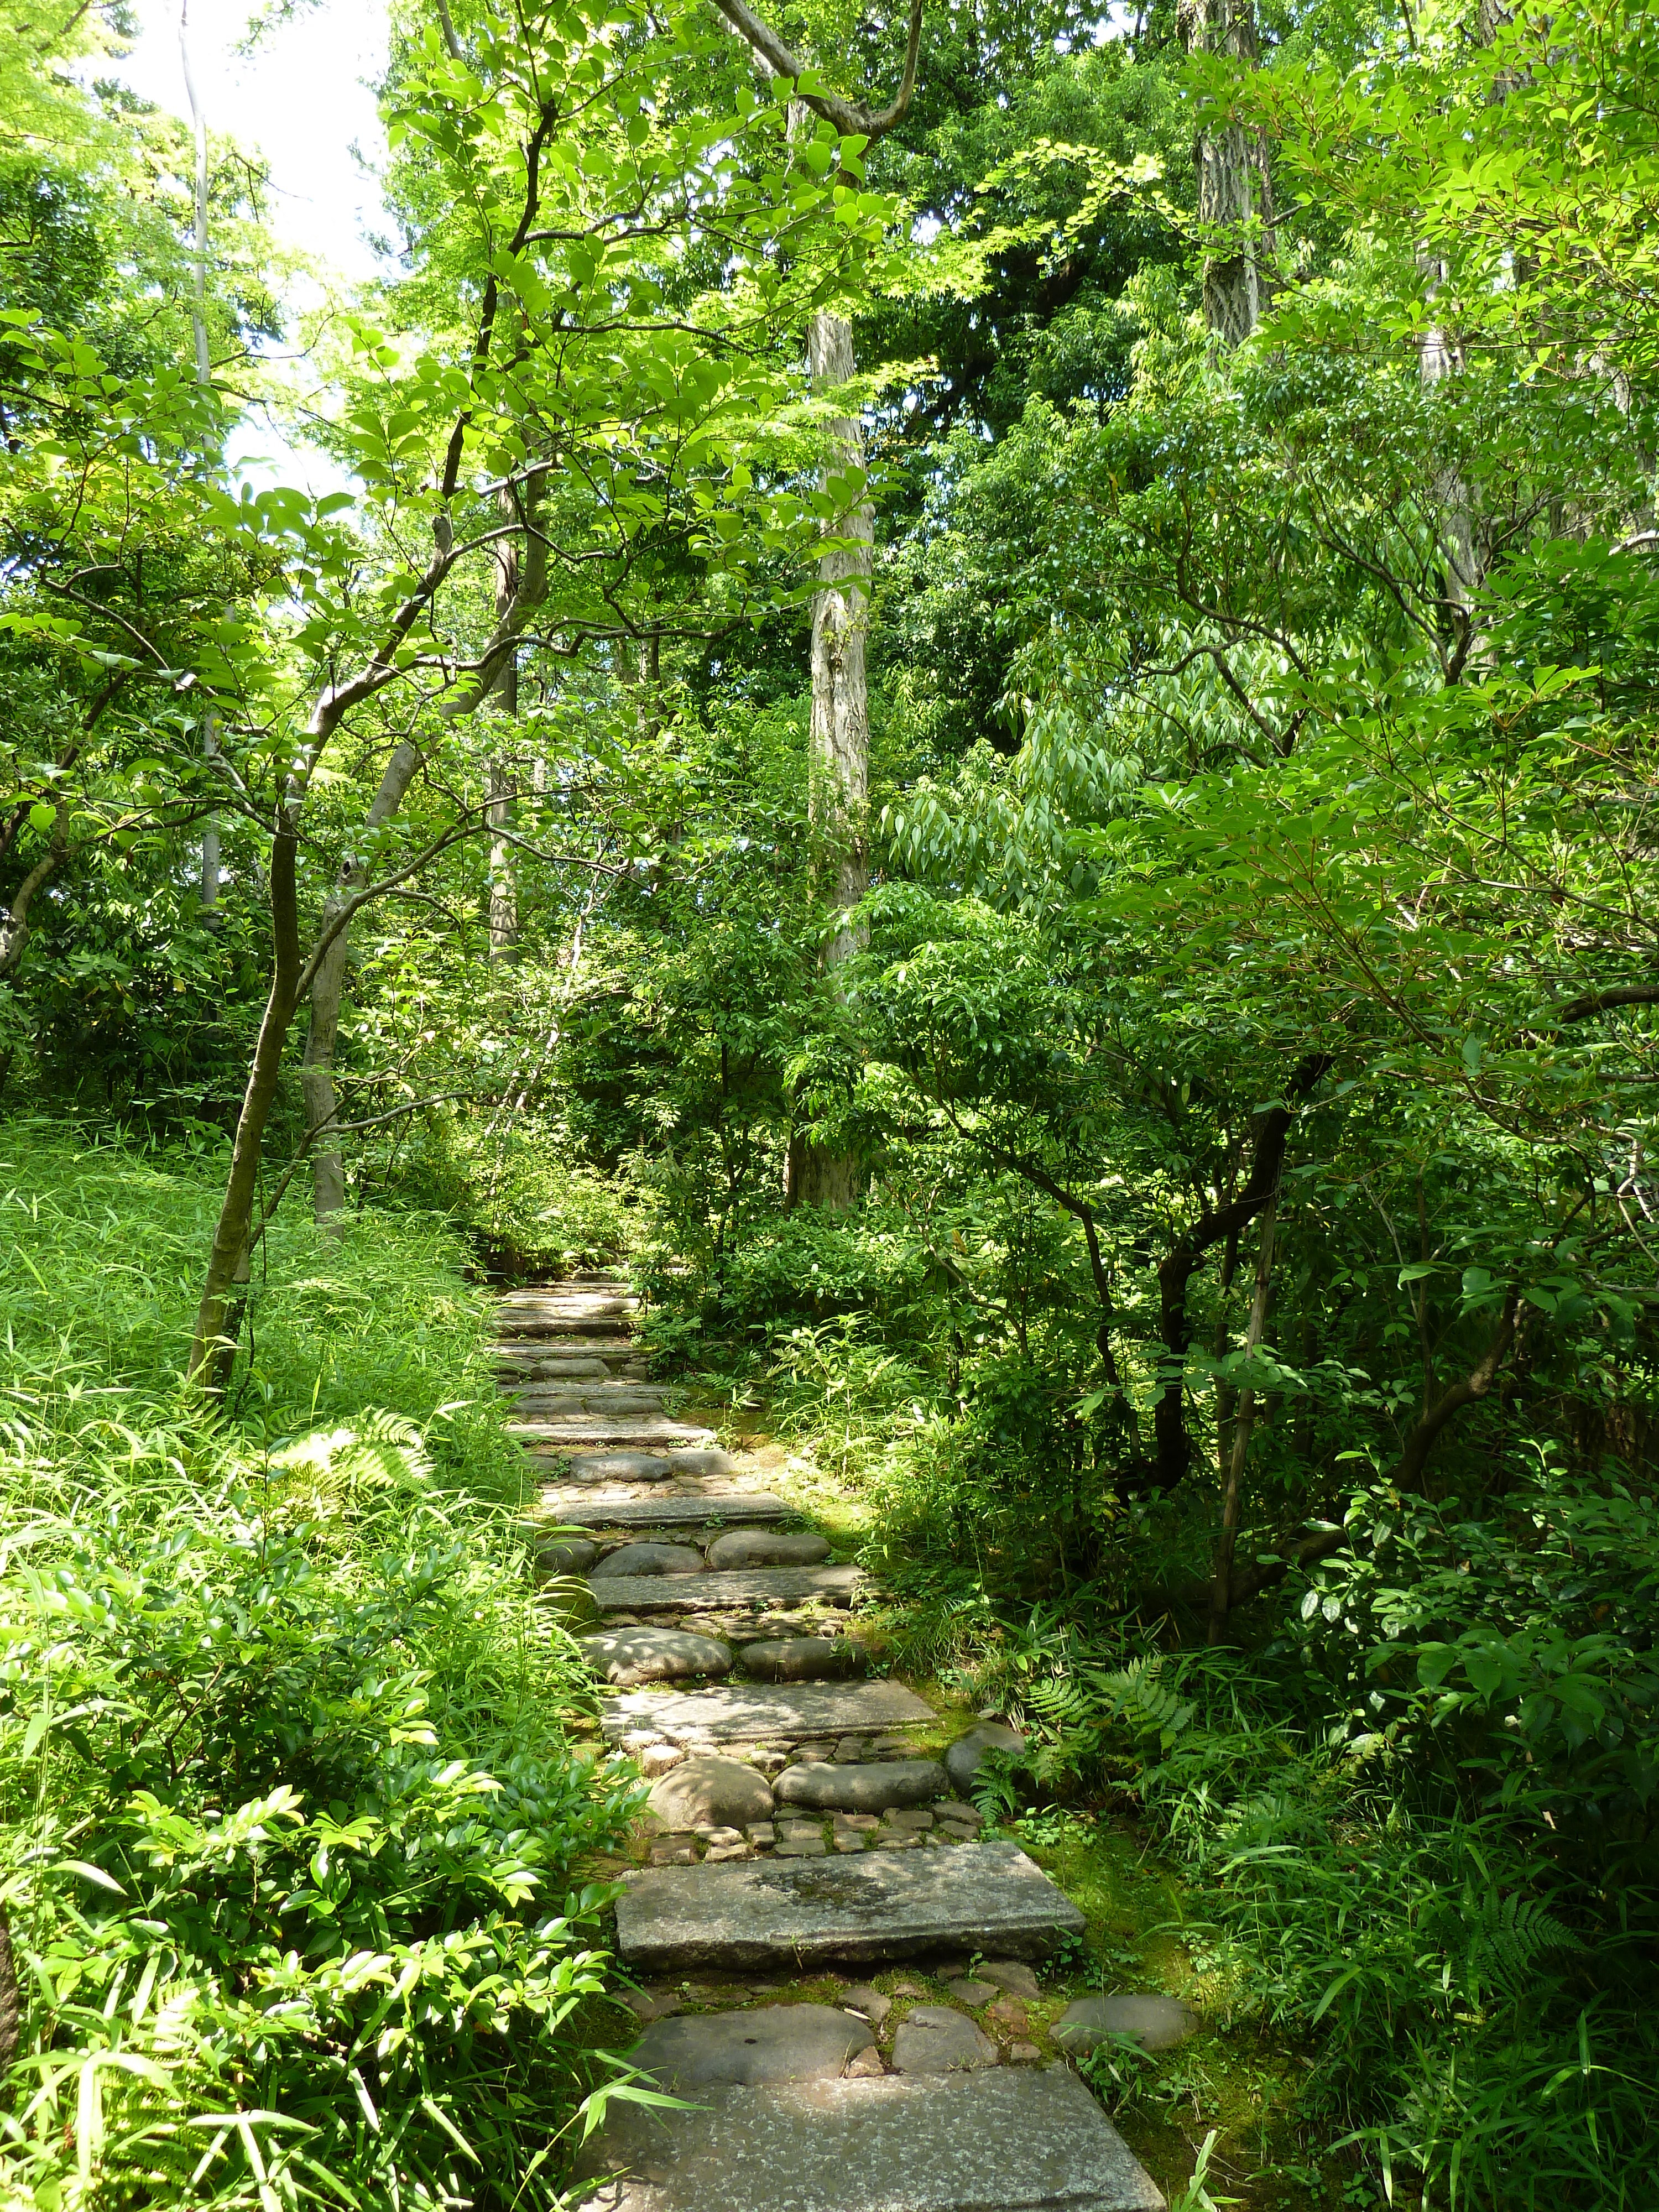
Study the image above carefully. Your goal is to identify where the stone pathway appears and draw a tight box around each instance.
[502,1275,1171,2211]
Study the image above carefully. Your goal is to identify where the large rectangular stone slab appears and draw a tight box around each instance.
[574,2064,1165,2211]
[588,1566,864,1614]
[601,1678,932,1744]
[614,1840,1087,1973]
[512,1418,716,1448]
[539,1490,792,1527]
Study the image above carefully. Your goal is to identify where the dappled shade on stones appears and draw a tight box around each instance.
[706,1527,833,1569]
[567,1451,675,1481]
[591,1542,707,1578]
[579,1627,733,1686]
[645,1755,774,1832]
[625,2003,874,2093]
[739,1636,868,1682]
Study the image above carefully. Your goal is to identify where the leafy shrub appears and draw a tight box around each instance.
[0,1128,641,2210]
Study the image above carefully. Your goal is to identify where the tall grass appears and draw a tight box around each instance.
[0,1123,639,2211]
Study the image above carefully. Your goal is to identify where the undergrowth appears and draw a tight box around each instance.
[0,1125,642,2211]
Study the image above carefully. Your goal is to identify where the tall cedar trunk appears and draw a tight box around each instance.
[1208,1185,1278,1640]
[1180,0,1273,346]
[302,481,548,1225]
[785,307,872,1213]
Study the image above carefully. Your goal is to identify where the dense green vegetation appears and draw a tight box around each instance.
[3,0,1655,2204]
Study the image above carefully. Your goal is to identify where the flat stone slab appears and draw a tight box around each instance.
[1055,1996,1199,2054]
[572,2059,1165,2212]
[590,1566,864,1615]
[507,1387,673,1413]
[512,1419,716,1448]
[601,1679,932,1744]
[614,1840,1087,1973]
[540,1491,792,1528]
[625,2004,872,2095]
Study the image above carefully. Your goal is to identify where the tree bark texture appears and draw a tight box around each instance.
[189,816,302,1387]
[1208,1185,1278,1640]
[487,510,521,963]
[785,309,873,1214]
[1180,0,1274,346]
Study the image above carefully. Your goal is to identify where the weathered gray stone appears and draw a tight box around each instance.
[513,1418,716,1448]
[706,1528,833,1571]
[1054,1996,1199,2055]
[591,1543,707,1579]
[981,1960,1042,2000]
[591,1566,865,1615]
[572,2064,1165,2211]
[536,1537,599,1576]
[664,1448,735,1477]
[567,1452,676,1482]
[626,2004,874,2095]
[580,1629,733,1687]
[601,1678,932,1744]
[615,1840,1087,1973]
[646,1757,774,1832]
[945,1723,1026,1798]
[504,1356,612,1380]
[946,1978,998,2008]
[538,1490,791,1527]
[839,1985,891,2026]
[739,1637,867,1683]
[891,2005,998,2075]
[775,1760,947,1814]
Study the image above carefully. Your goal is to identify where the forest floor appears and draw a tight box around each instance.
[512,1278,1350,2212]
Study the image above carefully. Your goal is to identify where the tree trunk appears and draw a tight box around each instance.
[486,513,521,963]
[1208,1185,1278,1641]
[786,308,872,1213]
[189,816,302,1388]
[1180,0,1274,346]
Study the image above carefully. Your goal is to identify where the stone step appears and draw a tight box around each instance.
[511,1418,716,1449]
[538,1490,794,1527]
[494,1337,641,1362]
[495,1314,639,1340]
[588,1565,864,1614]
[575,2059,1164,2212]
[615,1839,1087,1973]
[505,1389,674,1416]
[600,1678,933,1745]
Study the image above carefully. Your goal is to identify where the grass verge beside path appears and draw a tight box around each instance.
[0,1123,640,2212]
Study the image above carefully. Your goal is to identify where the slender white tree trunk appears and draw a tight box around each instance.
[785,307,873,1213]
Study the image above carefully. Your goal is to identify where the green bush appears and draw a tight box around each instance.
[0,1127,641,2210]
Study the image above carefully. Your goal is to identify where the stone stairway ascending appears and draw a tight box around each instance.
[497,1275,1167,2212]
